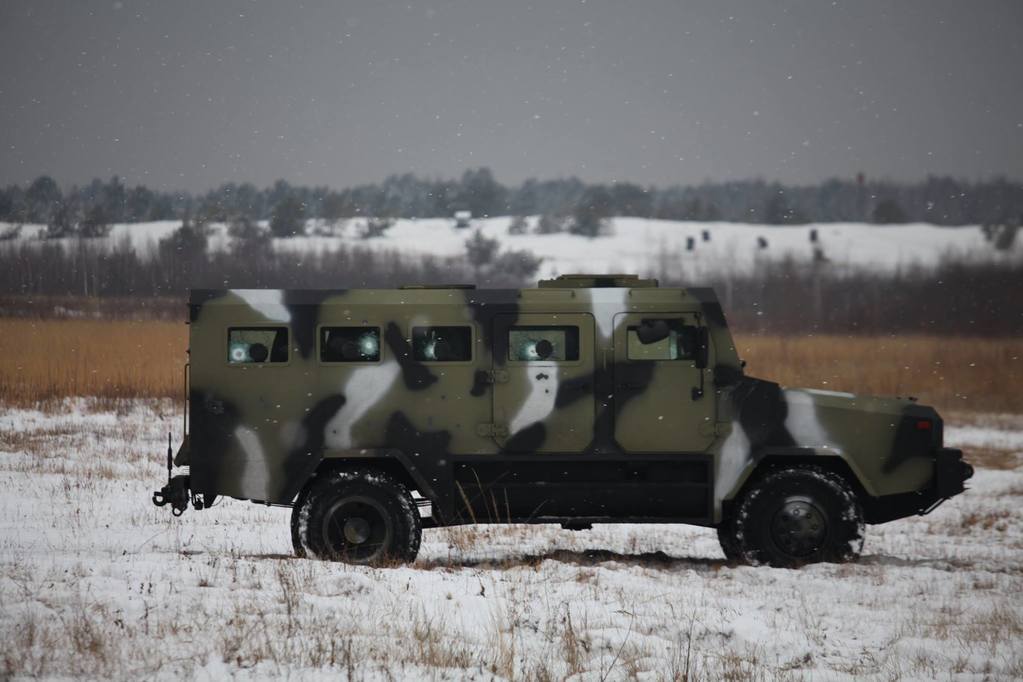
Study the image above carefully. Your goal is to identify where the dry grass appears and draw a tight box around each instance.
[736,334,1023,414]
[0,318,186,405]
[0,317,1020,413]
[958,447,1019,470]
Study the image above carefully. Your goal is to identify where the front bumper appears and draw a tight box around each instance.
[863,447,974,524]
[934,447,974,499]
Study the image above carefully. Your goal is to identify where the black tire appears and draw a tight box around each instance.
[716,521,743,563]
[291,468,422,565]
[720,466,864,568]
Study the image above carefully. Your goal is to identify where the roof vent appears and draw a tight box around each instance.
[537,274,658,289]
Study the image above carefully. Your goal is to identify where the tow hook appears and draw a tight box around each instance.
[153,475,191,516]
[152,432,194,516]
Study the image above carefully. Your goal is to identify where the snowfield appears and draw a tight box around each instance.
[2,217,1019,280]
[1,403,1021,680]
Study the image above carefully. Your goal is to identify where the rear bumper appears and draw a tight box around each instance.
[864,447,973,524]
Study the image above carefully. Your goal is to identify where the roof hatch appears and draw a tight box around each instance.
[537,274,658,289]
[399,284,476,290]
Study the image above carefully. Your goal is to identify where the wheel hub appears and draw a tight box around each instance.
[322,495,393,563]
[343,517,371,544]
[771,497,827,557]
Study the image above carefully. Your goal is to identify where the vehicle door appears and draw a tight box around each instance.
[612,312,717,452]
[491,313,595,452]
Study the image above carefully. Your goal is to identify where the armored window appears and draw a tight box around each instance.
[507,326,580,362]
[320,327,381,362]
[412,326,472,362]
[228,327,289,364]
[626,320,697,361]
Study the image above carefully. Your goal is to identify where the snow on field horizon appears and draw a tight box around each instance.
[2,217,1019,282]
[0,402,1020,680]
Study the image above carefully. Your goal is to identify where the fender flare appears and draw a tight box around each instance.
[313,447,441,504]
[722,446,878,503]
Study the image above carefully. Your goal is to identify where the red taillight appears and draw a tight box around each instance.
[916,420,932,431]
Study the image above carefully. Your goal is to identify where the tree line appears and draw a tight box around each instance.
[2,171,1022,236]
[0,220,543,299]
[1,229,1018,335]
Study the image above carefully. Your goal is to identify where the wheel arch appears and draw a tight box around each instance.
[720,447,876,522]
[310,448,438,504]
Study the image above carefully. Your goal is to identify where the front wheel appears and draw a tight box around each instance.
[291,468,422,565]
[719,466,864,568]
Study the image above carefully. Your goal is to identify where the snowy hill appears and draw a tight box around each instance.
[2,217,1018,281]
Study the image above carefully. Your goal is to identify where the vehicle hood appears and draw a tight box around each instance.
[729,377,940,457]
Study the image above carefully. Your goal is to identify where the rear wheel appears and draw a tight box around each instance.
[291,468,422,565]
[719,466,864,568]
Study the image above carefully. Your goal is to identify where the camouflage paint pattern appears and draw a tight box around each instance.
[182,276,951,526]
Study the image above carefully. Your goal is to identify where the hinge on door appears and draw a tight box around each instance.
[484,369,509,384]
[476,423,509,438]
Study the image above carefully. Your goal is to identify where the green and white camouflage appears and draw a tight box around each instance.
[153,274,973,567]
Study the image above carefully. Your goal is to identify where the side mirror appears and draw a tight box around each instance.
[636,319,671,345]
[677,326,709,368]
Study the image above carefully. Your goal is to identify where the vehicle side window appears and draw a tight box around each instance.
[626,320,696,361]
[508,326,580,362]
[320,326,381,362]
[412,326,472,362]
[228,327,289,364]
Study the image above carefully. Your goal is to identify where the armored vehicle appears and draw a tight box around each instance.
[153,274,973,567]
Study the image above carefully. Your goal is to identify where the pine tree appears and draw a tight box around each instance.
[872,199,908,224]
[46,200,78,238]
[79,204,112,238]
[571,186,613,237]
[26,175,62,223]
[465,229,500,278]
[270,196,306,237]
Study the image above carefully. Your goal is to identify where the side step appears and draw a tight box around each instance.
[415,497,437,528]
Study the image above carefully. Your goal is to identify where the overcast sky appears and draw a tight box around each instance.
[1,0,1021,191]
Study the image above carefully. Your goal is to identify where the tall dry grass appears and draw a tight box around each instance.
[0,319,186,406]
[737,334,1023,415]
[0,318,1019,413]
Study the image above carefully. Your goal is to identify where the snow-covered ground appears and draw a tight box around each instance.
[2,217,1018,280]
[0,402,1020,680]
